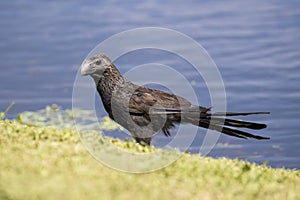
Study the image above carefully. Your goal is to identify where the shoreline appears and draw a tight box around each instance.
[0,119,299,200]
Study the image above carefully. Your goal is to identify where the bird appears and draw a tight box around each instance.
[81,54,270,145]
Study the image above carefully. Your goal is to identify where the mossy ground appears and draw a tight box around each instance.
[0,119,299,200]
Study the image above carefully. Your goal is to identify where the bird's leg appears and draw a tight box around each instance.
[134,137,152,146]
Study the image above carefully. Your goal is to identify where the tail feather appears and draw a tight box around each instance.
[208,111,270,117]
[209,117,267,130]
[188,111,270,139]
[199,121,270,140]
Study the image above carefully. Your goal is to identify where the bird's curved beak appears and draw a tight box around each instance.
[80,61,91,76]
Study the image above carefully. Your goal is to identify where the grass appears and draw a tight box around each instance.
[0,109,299,199]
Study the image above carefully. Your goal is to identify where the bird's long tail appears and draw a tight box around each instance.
[196,111,270,139]
[150,107,270,139]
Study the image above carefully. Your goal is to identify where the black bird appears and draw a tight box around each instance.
[81,54,270,145]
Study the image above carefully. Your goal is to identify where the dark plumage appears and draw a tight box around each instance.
[81,54,270,145]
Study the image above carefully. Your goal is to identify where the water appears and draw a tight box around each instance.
[1,0,299,169]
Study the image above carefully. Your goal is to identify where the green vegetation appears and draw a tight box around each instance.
[0,106,299,200]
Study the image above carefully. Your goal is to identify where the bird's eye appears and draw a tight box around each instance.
[95,60,101,65]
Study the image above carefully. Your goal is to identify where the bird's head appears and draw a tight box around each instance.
[81,54,112,81]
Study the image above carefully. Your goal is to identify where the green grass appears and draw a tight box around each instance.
[0,118,299,200]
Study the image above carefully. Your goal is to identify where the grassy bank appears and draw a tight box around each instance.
[0,119,299,200]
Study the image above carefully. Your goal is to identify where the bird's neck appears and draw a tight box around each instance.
[96,64,126,117]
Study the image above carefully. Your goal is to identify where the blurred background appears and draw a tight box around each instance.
[0,0,299,169]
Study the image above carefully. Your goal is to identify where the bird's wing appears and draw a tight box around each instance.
[129,87,158,115]
[129,86,201,116]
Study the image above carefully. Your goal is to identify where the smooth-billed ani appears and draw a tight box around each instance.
[81,54,269,145]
